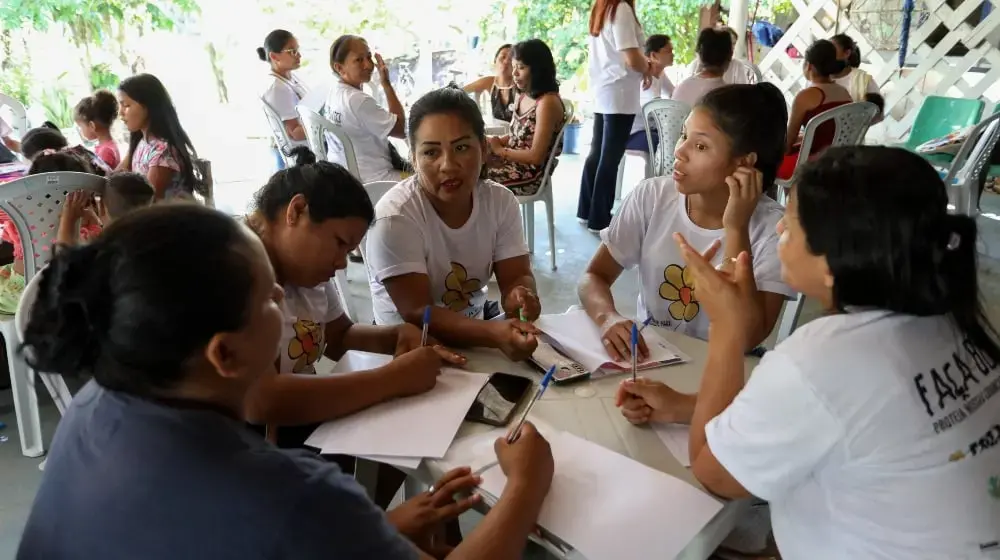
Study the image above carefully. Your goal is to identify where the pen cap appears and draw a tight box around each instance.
[422,305,432,325]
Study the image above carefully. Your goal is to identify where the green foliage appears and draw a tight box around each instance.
[0,63,33,107]
[89,63,120,91]
[36,73,75,128]
[0,1,200,46]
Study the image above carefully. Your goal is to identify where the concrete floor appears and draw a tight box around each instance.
[2,143,1000,559]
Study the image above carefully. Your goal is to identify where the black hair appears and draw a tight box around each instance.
[257,29,295,63]
[795,146,1000,364]
[74,90,118,129]
[330,34,364,69]
[28,151,95,175]
[21,123,68,160]
[494,44,512,62]
[21,204,258,397]
[696,28,734,69]
[407,87,486,152]
[696,83,788,187]
[118,74,202,196]
[645,34,671,56]
[830,33,861,68]
[253,146,375,226]
[103,171,155,218]
[805,39,848,77]
[511,39,559,99]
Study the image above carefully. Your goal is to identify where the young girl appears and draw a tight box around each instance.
[620,146,1000,558]
[17,203,554,559]
[776,39,852,181]
[325,35,408,183]
[579,83,794,421]
[20,122,111,175]
[258,29,308,167]
[485,39,566,196]
[364,87,540,362]
[74,90,121,169]
[118,73,201,200]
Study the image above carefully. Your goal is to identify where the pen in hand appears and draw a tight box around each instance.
[420,305,431,347]
[507,365,555,444]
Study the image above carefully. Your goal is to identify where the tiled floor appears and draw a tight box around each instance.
[1,142,999,559]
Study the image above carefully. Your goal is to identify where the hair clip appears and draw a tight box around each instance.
[946,232,961,251]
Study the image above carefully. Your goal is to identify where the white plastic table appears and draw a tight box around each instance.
[407,327,759,559]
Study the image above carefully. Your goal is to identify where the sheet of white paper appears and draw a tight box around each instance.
[476,431,723,560]
[305,366,489,458]
[329,350,392,375]
[357,455,423,470]
[535,310,689,374]
[652,423,691,467]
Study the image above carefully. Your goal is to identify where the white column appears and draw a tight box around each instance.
[730,0,750,59]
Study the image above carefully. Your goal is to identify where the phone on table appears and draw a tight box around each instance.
[465,372,533,426]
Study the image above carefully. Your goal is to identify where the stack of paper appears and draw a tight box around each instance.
[440,428,724,560]
[535,310,690,375]
[305,351,489,470]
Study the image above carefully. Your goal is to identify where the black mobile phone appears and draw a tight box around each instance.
[465,372,533,427]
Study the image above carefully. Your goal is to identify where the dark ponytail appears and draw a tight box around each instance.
[696,83,788,187]
[830,34,861,68]
[21,204,258,396]
[796,146,1000,363]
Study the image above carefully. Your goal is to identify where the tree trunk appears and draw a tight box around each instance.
[206,42,229,104]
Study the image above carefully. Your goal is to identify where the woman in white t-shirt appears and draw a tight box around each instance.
[580,83,793,421]
[830,33,884,120]
[258,29,308,169]
[578,0,651,232]
[672,28,731,106]
[365,87,540,362]
[243,147,464,455]
[324,35,407,184]
[620,146,1000,559]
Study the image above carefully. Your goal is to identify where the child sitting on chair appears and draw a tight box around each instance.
[57,172,155,248]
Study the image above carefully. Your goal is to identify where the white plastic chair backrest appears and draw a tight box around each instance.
[643,99,692,177]
[0,172,105,283]
[0,92,29,138]
[788,101,878,183]
[261,97,295,159]
[534,100,574,194]
[296,105,362,182]
[364,180,396,209]
[943,111,1000,188]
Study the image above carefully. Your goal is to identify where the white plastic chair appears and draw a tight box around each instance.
[261,97,297,168]
[296,105,362,182]
[941,111,1000,217]
[644,99,692,178]
[518,100,573,272]
[0,172,105,457]
[775,101,879,204]
[0,92,29,139]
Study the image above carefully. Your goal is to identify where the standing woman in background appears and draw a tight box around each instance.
[578,0,650,232]
[463,44,519,123]
[259,29,309,170]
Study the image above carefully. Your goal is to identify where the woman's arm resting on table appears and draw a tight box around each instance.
[383,272,500,348]
[579,244,650,359]
[494,254,540,320]
[324,314,399,359]
[496,95,563,167]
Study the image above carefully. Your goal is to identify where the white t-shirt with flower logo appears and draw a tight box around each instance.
[364,176,529,326]
[277,280,344,374]
[601,176,794,341]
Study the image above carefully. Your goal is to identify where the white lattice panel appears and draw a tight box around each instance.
[756,0,1000,142]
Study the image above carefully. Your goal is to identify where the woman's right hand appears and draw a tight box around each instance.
[490,319,539,362]
[495,422,554,495]
[598,313,649,361]
[386,345,448,397]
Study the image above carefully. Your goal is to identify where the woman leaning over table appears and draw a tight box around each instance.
[364,87,541,363]
[578,0,651,232]
[619,146,1000,559]
[325,34,408,184]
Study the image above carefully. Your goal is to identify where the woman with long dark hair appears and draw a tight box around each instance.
[118,73,201,199]
[578,0,650,232]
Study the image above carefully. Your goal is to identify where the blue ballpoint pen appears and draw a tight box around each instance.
[420,306,431,347]
[631,323,639,382]
[639,316,653,333]
[507,365,556,443]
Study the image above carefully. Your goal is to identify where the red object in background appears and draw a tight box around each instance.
[785,45,801,58]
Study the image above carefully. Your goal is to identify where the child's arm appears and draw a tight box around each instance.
[56,191,92,248]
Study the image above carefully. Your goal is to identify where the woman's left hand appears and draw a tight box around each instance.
[374,53,389,83]
[503,285,541,322]
[673,233,755,346]
[721,166,763,233]
[395,322,467,365]
[387,467,482,557]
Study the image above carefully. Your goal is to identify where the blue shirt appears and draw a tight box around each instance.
[17,380,419,560]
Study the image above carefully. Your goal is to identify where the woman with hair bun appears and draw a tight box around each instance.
[777,39,852,181]
[259,29,308,169]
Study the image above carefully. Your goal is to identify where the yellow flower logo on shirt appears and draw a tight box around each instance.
[659,264,700,322]
[288,319,323,373]
[442,262,482,312]
[949,450,967,462]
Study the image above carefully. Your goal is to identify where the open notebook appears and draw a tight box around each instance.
[534,310,689,376]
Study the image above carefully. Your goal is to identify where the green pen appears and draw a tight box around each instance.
[519,307,529,339]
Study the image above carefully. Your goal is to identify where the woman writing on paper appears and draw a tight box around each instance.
[580,84,794,422]
[17,203,556,560]
[619,146,1000,559]
[365,87,541,362]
